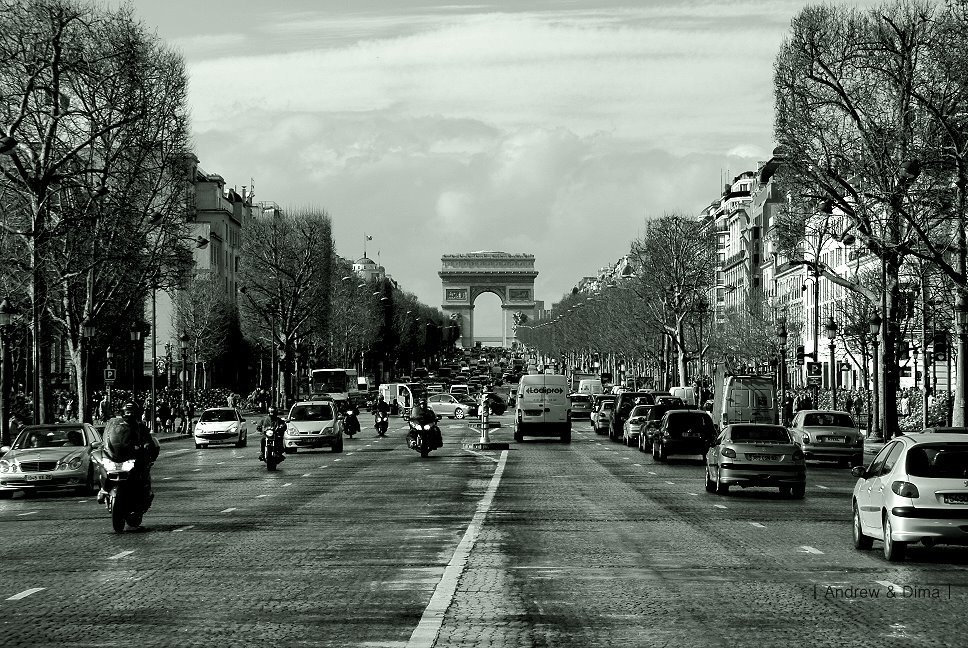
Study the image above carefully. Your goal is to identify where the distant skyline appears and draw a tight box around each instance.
[124,0,873,336]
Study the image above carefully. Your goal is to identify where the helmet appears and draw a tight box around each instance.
[268,406,277,415]
[122,401,137,414]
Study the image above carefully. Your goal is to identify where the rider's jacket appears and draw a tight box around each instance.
[104,416,156,462]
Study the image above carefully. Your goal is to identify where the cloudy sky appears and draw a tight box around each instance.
[126,0,867,337]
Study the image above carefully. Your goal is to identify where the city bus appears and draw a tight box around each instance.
[310,368,363,402]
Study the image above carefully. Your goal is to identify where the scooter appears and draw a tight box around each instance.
[407,416,442,458]
[98,453,155,533]
[374,411,389,437]
[343,406,361,439]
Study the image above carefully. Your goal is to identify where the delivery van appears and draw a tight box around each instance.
[515,374,571,443]
[720,375,775,426]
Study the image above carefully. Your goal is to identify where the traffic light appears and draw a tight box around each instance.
[933,331,948,362]
[795,345,805,365]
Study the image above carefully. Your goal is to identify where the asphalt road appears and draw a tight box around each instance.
[1,414,966,647]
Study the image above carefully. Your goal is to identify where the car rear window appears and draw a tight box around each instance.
[803,412,855,427]
[570,395,591,403]
[629,406,651,418]
[667,413,713,430]
[905,444,968,478]
[730,426,791,443]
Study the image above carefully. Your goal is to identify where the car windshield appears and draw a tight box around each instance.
[803,412,855,427]
[905,444,968,478]
[200,410,239,422]
[730,426,791,443]
[13,427,85,449]
[289,405,334,421]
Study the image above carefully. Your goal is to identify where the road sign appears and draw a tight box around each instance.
[103,368,116,384]
[805,361,822,386]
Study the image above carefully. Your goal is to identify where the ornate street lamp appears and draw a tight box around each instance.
[869,313,882,439]
[81,317,95,424]
[129,321,143,391]
[0,297,18,446]
[825,317,838,410]
[776,317,788,425]
[179,333,190,407]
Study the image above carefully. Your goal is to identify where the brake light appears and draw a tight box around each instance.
[891,481,920,498]
[721,447,736,458]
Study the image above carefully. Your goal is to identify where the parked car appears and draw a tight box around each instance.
[609,391,656,441]
[788,410,864,466]
[428,393,478,419]
[193,407,248,449]
[569,393,593,419]
[623,405,652,447]
[651,410,716,461]
[918,427,968,434]
[851,433,968,561]
[0,423,102,497]
[284,400,342,452]
[705,423,806,497]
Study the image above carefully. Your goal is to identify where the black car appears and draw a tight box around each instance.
[638,401,689,450]
[609,391,656,441]
[652,409,716,461]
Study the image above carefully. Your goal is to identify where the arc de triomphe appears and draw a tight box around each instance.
[439,252,538,348]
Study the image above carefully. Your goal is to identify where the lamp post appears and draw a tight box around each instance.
[0,297,18,446]
[869,314,882,440]
[179,333,189,406]
[776,318,788,425]
[105,346,114,410]
[80,317,95,424]
[825,317,838,410]
[129,322,143,391]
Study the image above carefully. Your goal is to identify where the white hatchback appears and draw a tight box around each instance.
[194,408,247,449]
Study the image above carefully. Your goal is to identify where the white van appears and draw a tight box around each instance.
[577,378,604,395]
[515,374,571,443]
[721,375,776,425]
[670,386,697,406]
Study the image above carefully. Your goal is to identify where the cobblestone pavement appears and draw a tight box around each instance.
[0,415,966,647]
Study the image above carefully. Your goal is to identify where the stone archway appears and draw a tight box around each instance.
[439,252,538,348]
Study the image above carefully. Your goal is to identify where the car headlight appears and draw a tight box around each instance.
[422,424,432,431]
[266,430,275,438]
[62,456,83,470]
[721,447,736,458]
[802,433,810,443]
[287,425,298,435]
[0,459,11,473]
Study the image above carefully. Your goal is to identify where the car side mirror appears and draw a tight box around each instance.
[0,445,9,455]
[850,465,866,478]
[90,441,102,449]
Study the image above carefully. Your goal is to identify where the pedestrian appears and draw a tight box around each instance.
[227,393,235,409]
[843,393,854,415]
[185,398,195,431]
[8,415,20,442]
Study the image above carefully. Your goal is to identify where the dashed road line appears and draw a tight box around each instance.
[334,459,342,462]
[107,550,135,560]
[799,545,824,554]
[687,492,699,496]
[173,525,195,532]
[633,463,642,467]
[192,468,201,472]
[302,473,311,477]
[256,494,269,498]
[648,472,657,475]
[665,481,675,485]
[750,522,766,528]
[817,485,829,490]
[282,483,292,487]
[162,477,172,480]
[6,588,45,601]
[876,580,903,591]
[216,461,225,465]
[220,507,237,513]
[346,452,354,456]
[714,504,728,509]
[16,511,38,517]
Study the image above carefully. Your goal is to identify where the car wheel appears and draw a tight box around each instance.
[791,484,805,499]
[236,435,247,448]
[853,503,873,550]
[705,467,715,493]
[333,439,343,453]
[651,440,659,460]
[81,466,98,495]
[454,408,465,419]
[715,469,729,495]
[883,514,907,562]
[656,442,668,462]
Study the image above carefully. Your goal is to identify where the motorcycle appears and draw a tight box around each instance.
[262,422,285,471]
[98,453,154,534]
[407,415,442,458]
[343,406,361,439]
[374,411,389,437]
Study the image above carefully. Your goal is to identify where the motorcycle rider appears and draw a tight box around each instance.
[97,401,158,505]
[257,406,286,463]
[342,400,361,436]
[409,397,442,449]
[373,395,391,434]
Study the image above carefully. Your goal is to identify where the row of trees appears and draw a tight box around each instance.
[521,0,968,435]
[0,0,451,425]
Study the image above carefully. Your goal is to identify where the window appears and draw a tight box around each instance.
[906,444,968,478]
[880,442,905,475]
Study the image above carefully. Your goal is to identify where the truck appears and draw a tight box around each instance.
[710,364,776,428]
[568,371,599,394]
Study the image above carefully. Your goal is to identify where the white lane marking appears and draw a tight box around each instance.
[633,463,642,467]
[173,525,194,532]
[334,459,342,462]
[799,545,824,554]
[162,477,172,480]
[407,450,509,648]
[282,483,292,487]
[648,472,657,475]
[192,468,201,472]
[216,461,225,465]
[165,449,194,456]
[750,522,766,528]
[876,580,903,591]
[714,504,728,509]
[220,508,237,513]
[347,452,354,456]
[302,473,311,477]
[6,588,45,601]
[256,494,269,498]
[319,465,329,469]
[665,481,675,485]
[688,492,699,496]
[108,550,135,560]
[464,448,499,463]
[817,485,829,490]
[16,511,38,517]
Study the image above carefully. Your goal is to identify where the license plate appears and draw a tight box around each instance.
[821,437,846,443]
[944,494,968,504]
[682,432,698,438]
[24,474,52,481]
[749,455,780,462]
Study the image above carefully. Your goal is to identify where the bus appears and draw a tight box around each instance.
[310,368,363,402]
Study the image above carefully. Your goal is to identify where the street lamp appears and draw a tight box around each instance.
[776,318,788,425]
[0,297,18,446]
[129,321,143,391]
[179,333,190,408]
[825,317,838,410]
[869,313,882,440]
[81,317,95,424]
